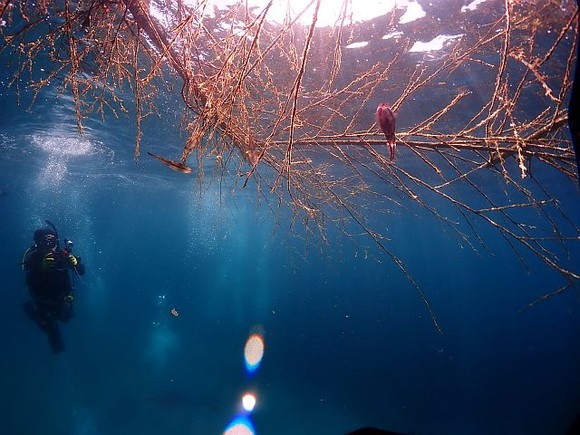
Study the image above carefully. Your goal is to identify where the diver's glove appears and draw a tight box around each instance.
[42,253,56,269]
[68,254,78,267]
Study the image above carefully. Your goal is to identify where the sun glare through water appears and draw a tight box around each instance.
[173,0,472,53]
[224,416,255,435]
[244,333,265,374]
[184,0,404,27]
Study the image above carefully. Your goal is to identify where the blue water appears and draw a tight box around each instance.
[2,32,580,435]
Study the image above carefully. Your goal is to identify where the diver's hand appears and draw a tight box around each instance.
[68,254,78,267]
[42,253,56,269]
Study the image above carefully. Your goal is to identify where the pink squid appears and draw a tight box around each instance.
[376,103,397,161]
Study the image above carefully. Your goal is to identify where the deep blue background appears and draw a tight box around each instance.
[1,23,580,435]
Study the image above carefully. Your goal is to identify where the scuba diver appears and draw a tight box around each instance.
[21,220,85,354]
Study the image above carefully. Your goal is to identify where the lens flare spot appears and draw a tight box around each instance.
[242,393,257,412]
[244,334,264,374]
[224,416,255,435]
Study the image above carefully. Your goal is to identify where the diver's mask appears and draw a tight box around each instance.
[42,234,58,250]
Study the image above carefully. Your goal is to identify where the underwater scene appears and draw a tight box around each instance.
[1,0,580,434]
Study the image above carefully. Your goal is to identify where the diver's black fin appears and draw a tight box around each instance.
[22,301,35,321]
[47,325,65,354]
[346,428,410,435]
[23,301,65,354]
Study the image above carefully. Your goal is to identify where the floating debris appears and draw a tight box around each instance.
[148,152,192,174]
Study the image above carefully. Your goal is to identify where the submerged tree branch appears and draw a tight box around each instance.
[1,0,578,328]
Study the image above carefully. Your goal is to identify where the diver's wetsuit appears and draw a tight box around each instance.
[23,246,85,353]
